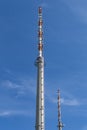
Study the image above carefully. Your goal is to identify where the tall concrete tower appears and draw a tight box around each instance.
[35,7,45,130]
[58,90,64,130]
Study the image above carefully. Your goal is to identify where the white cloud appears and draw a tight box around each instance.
[1,80,21,89]
[45,85,81,106]
[61,98,80,106]
[82,125,87,130]
[0,110,34,117]
[0,76,87,118]
[0,78,36,117]
[46,93,80,106]
[0,111,11,116]
[62,0,87,23]
[1,78,36,97]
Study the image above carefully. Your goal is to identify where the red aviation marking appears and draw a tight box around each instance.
[38,43,43,51]
[38,31,43,37]
[39,7,42,14]
[38,20,43,26]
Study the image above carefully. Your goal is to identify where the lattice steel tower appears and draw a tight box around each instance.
[35,7,45,130]
[58,90,64,130]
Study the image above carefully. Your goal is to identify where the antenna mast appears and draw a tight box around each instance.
[38,7,43,57]
[58,89,64,130]
[35,7,45,130]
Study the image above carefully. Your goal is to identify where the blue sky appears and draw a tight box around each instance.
[0,0,87,130]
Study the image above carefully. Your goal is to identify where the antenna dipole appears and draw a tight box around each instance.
[58,89,64,130]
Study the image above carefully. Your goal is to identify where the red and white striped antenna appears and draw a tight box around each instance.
[38,7,43,57]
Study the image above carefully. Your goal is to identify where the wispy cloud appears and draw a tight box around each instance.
[0,77,36,117]
[0,73,87,117]
[46,93,80,106]
[1,78,36,97]
[0,111,10,116]
[45,83,83,106]
[62,0,87,23]
[1,80,21,89]
[82,125,87,130]
[0,110,34,117]
[61,98,80,106]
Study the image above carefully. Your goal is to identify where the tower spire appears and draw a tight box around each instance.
[58,89,64,130]
[35,7,45,130]
[38,7,43,57]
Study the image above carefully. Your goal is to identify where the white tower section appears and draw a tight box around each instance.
[35,7,45,130]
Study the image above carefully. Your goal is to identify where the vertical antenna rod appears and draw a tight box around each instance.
[35,7,45,130]
[38,7,43,57]
[58,89,64,130]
